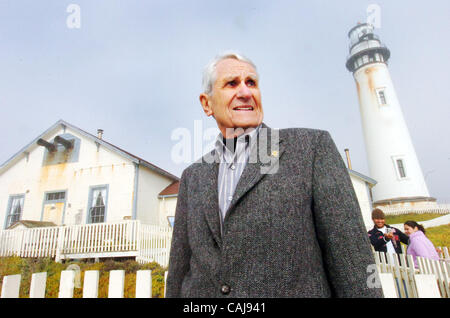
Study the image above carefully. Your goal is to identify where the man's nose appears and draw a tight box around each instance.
[236,83,252,100]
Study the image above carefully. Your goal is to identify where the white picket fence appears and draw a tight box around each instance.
[0,269,167,298]
[1,248,449,298]
[382,203,450,216]
[0,220,172,267]
[374,246,450,298]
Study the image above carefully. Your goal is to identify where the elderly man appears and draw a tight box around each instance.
[166,52,383,298]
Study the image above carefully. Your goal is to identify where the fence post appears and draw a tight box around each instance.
[136,270,152,298]
[414,274,441,298]
[30,272,47,298]
[108,270,125,298]
[55,226,65,263]
[136,220,142,261]
[18,230,25,257]
[164,271,168,298]
[83,270,99,298]
[59,270,75,298]
[379,273,398,298]
[1,274,21,298]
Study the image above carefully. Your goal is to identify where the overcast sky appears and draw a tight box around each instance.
[1,1,449,202]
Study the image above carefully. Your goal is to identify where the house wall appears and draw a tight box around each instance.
[158,196,177,227]
[136,166,174,226]
[0,126,136,228]
[350,175,374,230]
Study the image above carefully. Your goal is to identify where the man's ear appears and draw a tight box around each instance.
[200,93,213,117]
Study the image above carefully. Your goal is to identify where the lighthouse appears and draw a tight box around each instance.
[346,23,436,209]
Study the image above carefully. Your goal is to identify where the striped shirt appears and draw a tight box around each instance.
[215,125,261,226]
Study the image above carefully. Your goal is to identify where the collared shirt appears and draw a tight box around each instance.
[215,125,261,225]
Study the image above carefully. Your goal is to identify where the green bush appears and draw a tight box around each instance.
[0,257,166,298]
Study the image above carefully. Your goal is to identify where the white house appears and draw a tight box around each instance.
[0,120,179,230]
[348,169,377,229]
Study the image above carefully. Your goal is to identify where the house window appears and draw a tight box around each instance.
[376,88,387,106]
[88,186,108,223]
[5,195,24,229]
[46,191,66,201]
[396,159,407,178]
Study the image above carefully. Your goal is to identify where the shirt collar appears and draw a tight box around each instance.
[215,125,261,160]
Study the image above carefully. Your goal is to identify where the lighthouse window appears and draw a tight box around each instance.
[376,89,387,106]
[396,159,406,178]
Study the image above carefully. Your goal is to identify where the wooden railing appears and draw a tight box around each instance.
[382,204,450,215]
[136,224,172,267]
[0,221,172,267]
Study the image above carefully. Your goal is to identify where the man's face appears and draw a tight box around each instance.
[373,218,385,228]
[200,58,263,138]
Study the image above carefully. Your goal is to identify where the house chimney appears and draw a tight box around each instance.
[344,148,352,170]
[97,129,104,140]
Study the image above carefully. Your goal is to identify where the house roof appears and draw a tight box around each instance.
[348,169,377,186]
[159,181,180,197]
[0,119,179,181]
[8,220,57,229]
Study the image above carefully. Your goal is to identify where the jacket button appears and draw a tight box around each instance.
[221,284,230,295]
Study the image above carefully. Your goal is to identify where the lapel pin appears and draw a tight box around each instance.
[271,150,279,157]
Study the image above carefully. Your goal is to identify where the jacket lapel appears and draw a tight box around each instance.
[225,124,284,223]
[200,150,223,247]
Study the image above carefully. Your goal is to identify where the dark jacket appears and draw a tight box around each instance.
[368,224,409,254]
[166,124,383,298]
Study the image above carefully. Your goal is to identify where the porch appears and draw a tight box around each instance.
[0,220,172,267]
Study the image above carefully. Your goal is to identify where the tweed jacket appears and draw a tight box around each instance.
[166,124,383,298]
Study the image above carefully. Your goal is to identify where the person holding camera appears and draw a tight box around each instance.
[368,208,409,258]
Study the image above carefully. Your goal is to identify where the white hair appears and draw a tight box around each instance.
[202,51,258,95]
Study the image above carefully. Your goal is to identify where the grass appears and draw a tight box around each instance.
[382,213,450,248]
[384,213,447,225]
[425,224,450,248]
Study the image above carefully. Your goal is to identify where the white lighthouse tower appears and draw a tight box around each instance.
[346,23,436,209]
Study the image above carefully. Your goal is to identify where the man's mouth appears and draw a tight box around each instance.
[233,106,254,111]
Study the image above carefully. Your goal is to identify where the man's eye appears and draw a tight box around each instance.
[227,80,237,87]
[246,79,256,87]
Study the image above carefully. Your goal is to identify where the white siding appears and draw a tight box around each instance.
[350,175,373,230]
[158,197,177,227]
[0,126,136,227]
[136,166,173,226]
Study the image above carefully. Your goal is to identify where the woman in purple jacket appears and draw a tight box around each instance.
[403,221,440,268]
